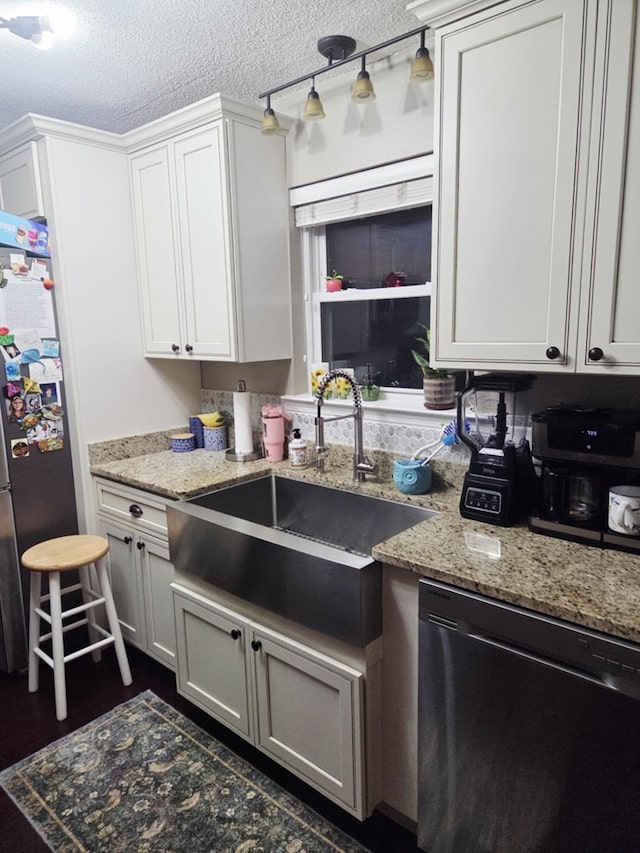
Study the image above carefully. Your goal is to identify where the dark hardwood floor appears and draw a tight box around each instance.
[0,646,421,853]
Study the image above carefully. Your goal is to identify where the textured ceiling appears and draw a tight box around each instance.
[0,0,422,134]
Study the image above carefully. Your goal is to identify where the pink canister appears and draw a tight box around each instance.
[262,406,285,462]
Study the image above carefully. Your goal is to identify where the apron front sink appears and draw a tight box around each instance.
[167,474,436,647]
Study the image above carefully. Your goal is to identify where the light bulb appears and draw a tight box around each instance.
[303,87,325,121]
[351,70,376,103]
[261,108,281,136]
[41,8,77,38]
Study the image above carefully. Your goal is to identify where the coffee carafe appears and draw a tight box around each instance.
[539,466,602,526]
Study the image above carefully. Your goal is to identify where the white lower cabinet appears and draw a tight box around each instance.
[94,478,175,670]
[173,585,368,818]
[99,519,175,669]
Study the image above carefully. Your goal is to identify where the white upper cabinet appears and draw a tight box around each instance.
[127,95,292,362]
[419,0,640,374]
[0,142,45,219]
[577,0,640,373]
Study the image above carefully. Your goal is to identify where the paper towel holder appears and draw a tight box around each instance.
[225,447,262,462]
[225,379,262,463]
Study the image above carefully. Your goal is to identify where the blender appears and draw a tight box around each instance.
[457,374,536,526]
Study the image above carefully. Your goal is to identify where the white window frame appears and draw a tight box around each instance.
[288,156,443,419]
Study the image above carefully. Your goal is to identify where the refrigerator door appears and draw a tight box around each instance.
[0,485,27,672]
[0,415,7,488]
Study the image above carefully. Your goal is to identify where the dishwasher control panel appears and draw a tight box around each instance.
[419,578,640,699]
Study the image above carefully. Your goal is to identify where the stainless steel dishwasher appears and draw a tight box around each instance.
[418,578,640,853]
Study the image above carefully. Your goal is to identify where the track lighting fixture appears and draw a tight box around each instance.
[303,78,326,121]
[258,25,430,128]
[260,95,281,136]
[0,9,75,49]
[351,57,376,103]
[410,30,434,82]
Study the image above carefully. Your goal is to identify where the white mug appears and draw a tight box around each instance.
[608,486,640,536]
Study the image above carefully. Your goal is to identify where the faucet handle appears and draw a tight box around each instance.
[315,446,328,473]
[356,456,378,474]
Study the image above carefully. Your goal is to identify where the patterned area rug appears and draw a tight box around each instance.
[0,690,370,853]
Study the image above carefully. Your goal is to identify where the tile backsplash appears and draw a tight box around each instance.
[201,388,470,464]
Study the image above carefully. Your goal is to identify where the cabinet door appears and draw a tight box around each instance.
[173,124,236,359]
[139,535,175,669]
[173,592,253,739]
[130,145,185,355]
[578,0,640,373]
[252,626,365,817]
[433,0,591,370]
[98,518,144,649]
[0,143,44,219]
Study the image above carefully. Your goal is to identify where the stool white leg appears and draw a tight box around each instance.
[28,571,42,693]
[95,557,132,686]
[48,572,68,722]
[78,565,102,663]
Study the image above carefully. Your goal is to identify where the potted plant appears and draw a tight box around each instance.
[360,363,380,402]
[325,270,344,292]
[411,325,456,410]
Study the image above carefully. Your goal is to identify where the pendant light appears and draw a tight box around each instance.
[0,10,76,49]
[258,26,431,130]
[410,30,434,82]
[351,56,376,103]
[260,95,281,135]
[303,78,326,121]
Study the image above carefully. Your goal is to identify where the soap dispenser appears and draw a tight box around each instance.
[289,428,308,469]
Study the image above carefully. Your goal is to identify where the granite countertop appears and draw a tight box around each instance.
[90,444,640,645]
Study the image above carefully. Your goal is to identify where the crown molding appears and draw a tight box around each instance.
[123,92,293,153]
[407,0,507,26]
[0,113,126,155]
[0,94,293,159]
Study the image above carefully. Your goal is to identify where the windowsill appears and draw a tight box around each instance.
[282,389,457,428]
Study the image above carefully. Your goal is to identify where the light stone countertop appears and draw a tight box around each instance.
[90,444,640,645]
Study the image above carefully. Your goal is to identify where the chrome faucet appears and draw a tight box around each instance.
[315,369,378,482]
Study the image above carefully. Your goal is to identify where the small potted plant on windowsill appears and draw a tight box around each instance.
[360,363,380,402]
[411,325,456,410]
[325,270,344,292]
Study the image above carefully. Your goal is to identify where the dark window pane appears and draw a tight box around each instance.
[326,206,432,289]
[321,296,430,389]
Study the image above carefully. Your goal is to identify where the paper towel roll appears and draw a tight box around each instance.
[233,384,253,454]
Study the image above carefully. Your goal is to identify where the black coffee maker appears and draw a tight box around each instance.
[457,374,536,526]
[529,406,640,550]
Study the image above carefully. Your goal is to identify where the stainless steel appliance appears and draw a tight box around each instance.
[0,214,78,673]
[418,578,640,853]
[457,374,536,526]
[529,406,640,550]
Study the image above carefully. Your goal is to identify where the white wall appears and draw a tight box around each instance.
[38,133,201,528]
[275,45,435,187]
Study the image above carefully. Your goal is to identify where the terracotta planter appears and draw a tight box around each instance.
[423,375,456,410]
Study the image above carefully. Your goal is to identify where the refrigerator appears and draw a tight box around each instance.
[0,210,78,673]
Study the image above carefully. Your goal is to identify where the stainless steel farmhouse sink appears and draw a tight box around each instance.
[167,475,436,647]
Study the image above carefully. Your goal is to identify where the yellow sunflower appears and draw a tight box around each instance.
[334,376,350,398]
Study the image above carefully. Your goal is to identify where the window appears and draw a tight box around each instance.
[321,207,431,388]
[293,157,434,394]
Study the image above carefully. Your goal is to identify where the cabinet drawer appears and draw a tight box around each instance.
[95,478,169,538]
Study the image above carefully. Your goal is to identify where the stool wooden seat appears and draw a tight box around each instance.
[23,534,132,721]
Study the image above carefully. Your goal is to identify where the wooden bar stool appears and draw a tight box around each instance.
[22,534,132,721]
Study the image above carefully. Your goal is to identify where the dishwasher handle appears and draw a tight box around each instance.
[469,631,612,691]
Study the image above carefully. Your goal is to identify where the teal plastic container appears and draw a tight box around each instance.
[393,459,432,495]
